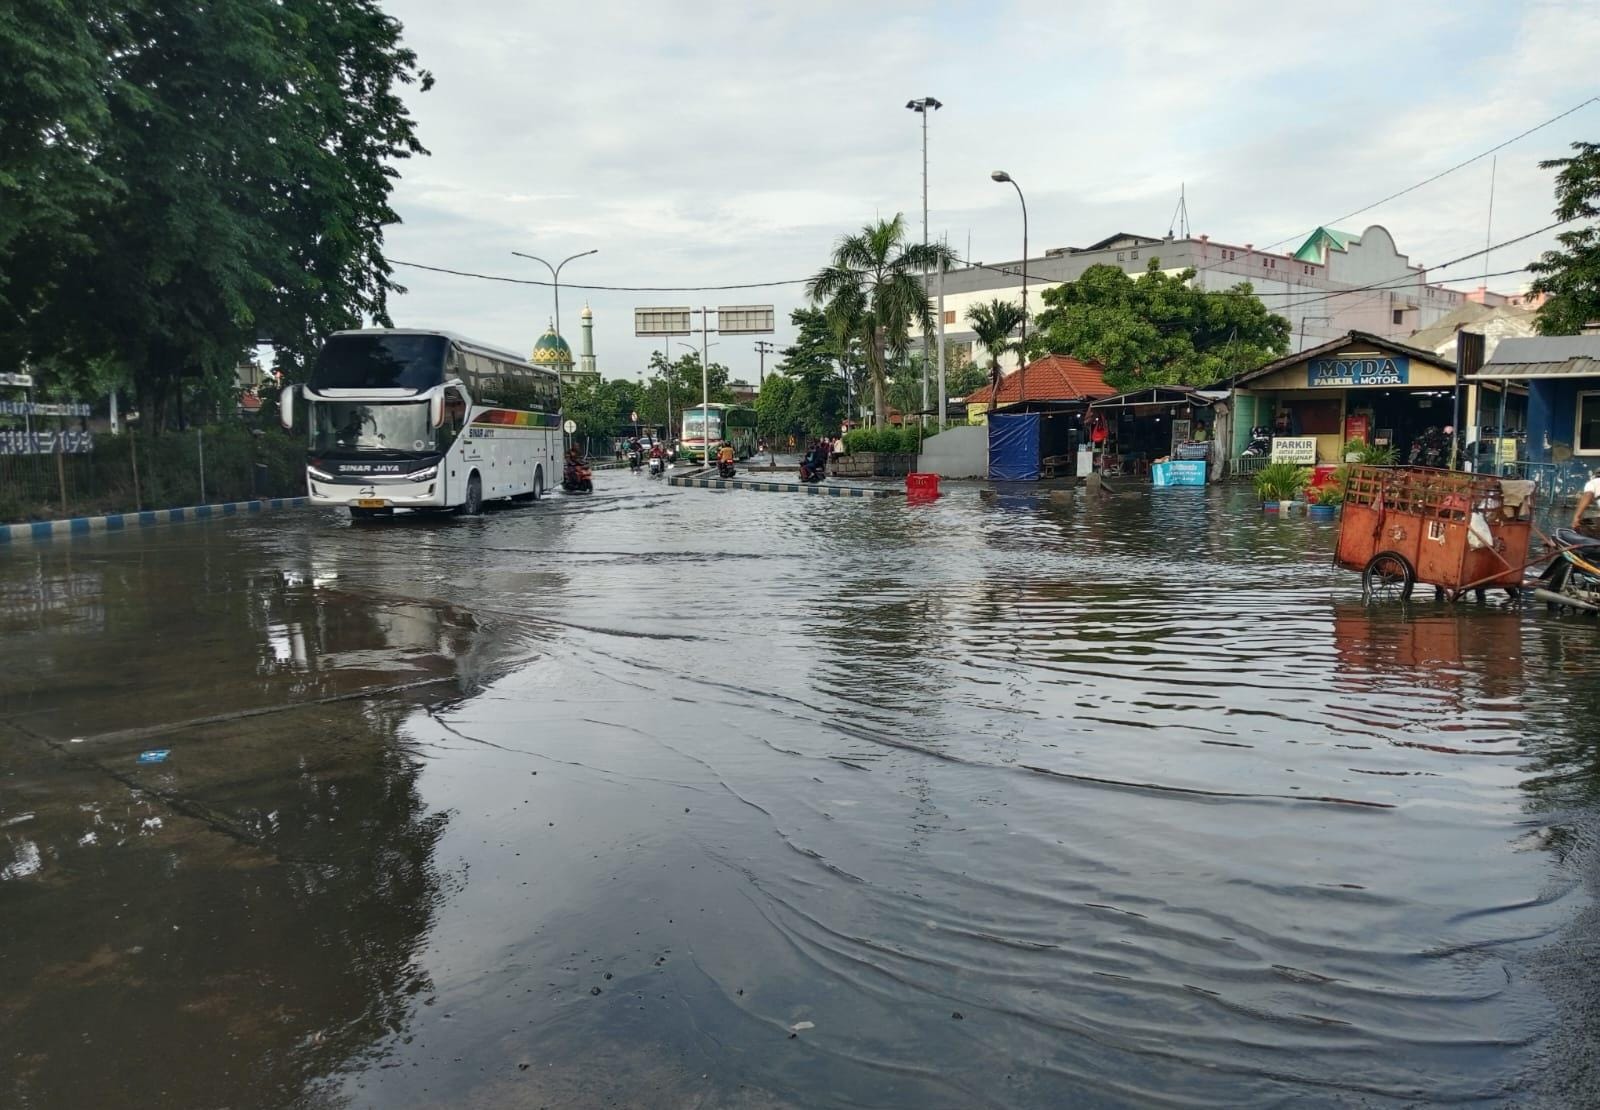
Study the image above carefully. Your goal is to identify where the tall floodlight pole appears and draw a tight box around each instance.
[511,248,598,343]
[991,171,1028,409]
[907,97,942,426]
[936,249,947,429]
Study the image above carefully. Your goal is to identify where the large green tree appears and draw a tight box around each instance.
[1530,142,1600,335]
[1030,260,1290,390]
[0,0,432,428]
[806,214,952,424]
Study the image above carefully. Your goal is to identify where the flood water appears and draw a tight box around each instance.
[5,478,1600,1108]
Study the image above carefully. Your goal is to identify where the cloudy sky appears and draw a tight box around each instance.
[377,0,1600,384]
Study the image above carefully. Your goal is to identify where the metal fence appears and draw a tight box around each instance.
[0,426,306,524]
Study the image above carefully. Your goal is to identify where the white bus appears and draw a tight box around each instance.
[280,329,561,518]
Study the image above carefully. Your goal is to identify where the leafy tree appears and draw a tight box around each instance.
[806,214,953,424]
[1030,260,1290,390]
[755,373,799,442]
[771,308,849,435]
[1530,142,1600,335]
[0,0,432,429]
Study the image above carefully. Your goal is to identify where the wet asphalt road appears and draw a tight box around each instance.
[5,474,1600,1108]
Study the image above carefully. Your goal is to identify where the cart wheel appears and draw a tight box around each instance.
[1363,552,1415,603]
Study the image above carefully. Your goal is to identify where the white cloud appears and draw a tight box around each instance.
[377,0,1600,376]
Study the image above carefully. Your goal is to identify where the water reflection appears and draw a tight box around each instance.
[6,485,1600,1106]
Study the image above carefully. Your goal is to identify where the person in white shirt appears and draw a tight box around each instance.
[1570,473,1600,536]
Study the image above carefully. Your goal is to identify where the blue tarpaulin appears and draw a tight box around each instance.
[988,414,1040,481]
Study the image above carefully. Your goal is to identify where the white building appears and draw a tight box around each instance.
[917,226,1495,375]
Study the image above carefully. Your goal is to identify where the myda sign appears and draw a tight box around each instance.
[1309,356,1410,387]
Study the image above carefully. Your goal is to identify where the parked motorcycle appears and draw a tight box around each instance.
[1408,427,1450,469]
[1241,426,1273,458]
[561,461,594,493]
[1532,529,1600,613]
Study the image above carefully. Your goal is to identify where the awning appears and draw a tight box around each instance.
[1470,358,1600,380]
[1089,386,1215,410]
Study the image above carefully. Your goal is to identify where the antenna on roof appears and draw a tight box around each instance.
[1168,183,1190,240]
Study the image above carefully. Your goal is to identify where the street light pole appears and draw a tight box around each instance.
[907,97,942,426]
[991,171,1028,409]
[510,248,598,343]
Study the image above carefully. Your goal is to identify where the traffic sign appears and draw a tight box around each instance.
[630,410,638,422]
[563,419,577,434]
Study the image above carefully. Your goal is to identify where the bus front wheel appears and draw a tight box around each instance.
[461,472,483,516]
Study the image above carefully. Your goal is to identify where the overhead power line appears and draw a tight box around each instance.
[388,258,810,293]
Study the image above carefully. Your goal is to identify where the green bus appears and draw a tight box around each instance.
[681,403,758,461]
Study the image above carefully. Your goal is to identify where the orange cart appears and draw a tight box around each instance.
[1334,466,1535,603]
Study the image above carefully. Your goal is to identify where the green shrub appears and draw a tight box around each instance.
[1253,461,1310,502]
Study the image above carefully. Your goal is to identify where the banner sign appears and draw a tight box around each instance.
[1309,356,1409,387]
[1270,436,1317,464]
[0,400,91,417]
[0,372,34,387]
[0,430,94,455]
[1151,459,1207,487]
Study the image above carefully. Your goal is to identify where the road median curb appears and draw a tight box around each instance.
[1,497,311,545]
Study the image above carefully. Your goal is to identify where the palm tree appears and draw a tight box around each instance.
[807,215,953,425]
[965,299,1025,414]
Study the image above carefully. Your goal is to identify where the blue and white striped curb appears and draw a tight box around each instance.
[1,497,310,544]
[667,470,897,498]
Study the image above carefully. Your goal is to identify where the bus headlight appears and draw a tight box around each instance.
[307,464,335,481]
[405,464,438,482]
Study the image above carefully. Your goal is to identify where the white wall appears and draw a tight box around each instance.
[916,424,989,479]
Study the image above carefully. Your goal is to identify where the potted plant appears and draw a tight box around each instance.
[1308,482,1341,518]
[1253,461,1309,513]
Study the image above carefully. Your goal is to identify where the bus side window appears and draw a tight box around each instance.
[438,386,468,450]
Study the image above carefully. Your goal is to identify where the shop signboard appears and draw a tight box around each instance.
[0,430,93,455]
[1270,436,1317,464]
[0,372,34,387]
[1309,356,1409,387]
[1343,414,1369,444]
[1151,459,1206,487]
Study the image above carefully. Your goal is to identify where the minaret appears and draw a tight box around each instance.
[579,303,597,376]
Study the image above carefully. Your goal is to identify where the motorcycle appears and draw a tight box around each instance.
[561,461,594,493]
[1241,426,1273,458]
[1533,529,1600,614]
[1408,427,1450,469]
[716,459,737,479]
[648,455,665,477]
[798,456,826,483]
[628,449,643,473]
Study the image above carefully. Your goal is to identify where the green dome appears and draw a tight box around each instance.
[530,323,573,368]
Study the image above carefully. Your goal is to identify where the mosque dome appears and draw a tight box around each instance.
[580,304,593,320]
[530,322,573,367]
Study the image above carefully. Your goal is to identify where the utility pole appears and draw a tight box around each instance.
[754,340,775,390]
[907,97,942,427]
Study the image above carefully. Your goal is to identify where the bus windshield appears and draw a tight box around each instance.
[309,334,448,392]
[682,410,723,439]
[308,401,435,458]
